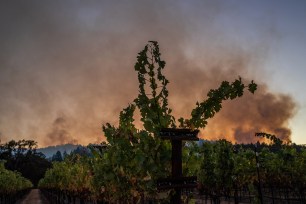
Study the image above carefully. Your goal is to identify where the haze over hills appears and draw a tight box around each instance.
[37,140,211,158]
[37,143,80,158]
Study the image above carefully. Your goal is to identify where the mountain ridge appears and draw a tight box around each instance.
[37,143,80,158]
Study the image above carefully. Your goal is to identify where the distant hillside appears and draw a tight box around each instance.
[37,144,80,158]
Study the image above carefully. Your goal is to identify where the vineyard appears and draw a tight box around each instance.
[1,41,306,203]
[38,42,306,203]
[36,139,306,203]
[0,162,32,203]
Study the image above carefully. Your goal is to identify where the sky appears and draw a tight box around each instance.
[0,0,305,147]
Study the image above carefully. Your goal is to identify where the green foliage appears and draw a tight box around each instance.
[232,148,256,187]
[198,140,238,195]
[0,161,33,195]
[197,140,306,198]
[255,132,284,146]
[134,41,175,133]
[38,159,92,198]
[257,143,306,189]
[182,141,201,176]
[179,78,257,129]
[97,41,257,201]
[38,41,259,202]
[0,139,51,187]
[93,128,171,202]
[37,139,306,202]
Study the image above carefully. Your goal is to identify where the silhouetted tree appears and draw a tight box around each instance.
[63,150,68,159]
[0,139,52,187]
[70,146,91,157]
[51,150,63,162]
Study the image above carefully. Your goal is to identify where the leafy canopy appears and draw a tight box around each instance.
[104,41,257,136]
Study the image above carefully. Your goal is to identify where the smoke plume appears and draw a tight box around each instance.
[45,116,77,146]
[0,1,297,146]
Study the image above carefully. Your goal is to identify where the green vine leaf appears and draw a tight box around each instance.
[179,77,257,129]
[133,41,175,134]
[255,132,284,146]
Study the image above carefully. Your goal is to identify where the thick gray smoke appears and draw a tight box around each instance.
[0,1,296,146]
[45,116,77,145]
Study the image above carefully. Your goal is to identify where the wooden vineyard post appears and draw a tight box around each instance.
[158,128,199,204]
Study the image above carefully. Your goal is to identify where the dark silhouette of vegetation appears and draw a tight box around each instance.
[70,146,92,157]
[51,150,63,162]
[0,139,52,187]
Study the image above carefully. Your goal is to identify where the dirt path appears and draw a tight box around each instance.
[17,189,49,204]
